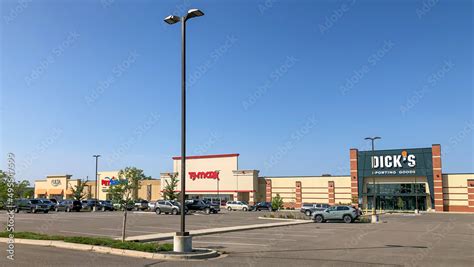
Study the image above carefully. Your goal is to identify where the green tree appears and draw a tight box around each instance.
[108,167,148,242]
[163,173,179,200]
[69,179,88,201]
[271,194,284,211]
[118,167,149,200]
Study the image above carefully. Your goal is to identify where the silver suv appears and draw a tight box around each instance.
[154,200,182,215]
[312,205,360,223]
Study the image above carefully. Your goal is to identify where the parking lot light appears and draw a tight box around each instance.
[164,8,205,253]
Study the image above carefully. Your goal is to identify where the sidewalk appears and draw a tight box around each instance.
[122,219,312,242]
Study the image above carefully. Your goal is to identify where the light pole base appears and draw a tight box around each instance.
[371,214,379,223]
[174,234,192,253]
[92,206,97,212]
[414,209,420,214]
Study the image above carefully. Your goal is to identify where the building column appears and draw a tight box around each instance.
[432,144,444,212]
[350,148,359,208]
[233,192,238,201]
[265,179,272,202]
[468,180,474,212]
[295,181,302,209]
[249,191,255,205]
[328,181,335,206]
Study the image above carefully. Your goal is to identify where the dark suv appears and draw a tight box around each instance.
[56,200,82,212]
[134,199,149,211]
[185,199,219,214]
[253,202,273,211]
[15,199,49,213]
[99,200,115,211]
[81,199,102,211]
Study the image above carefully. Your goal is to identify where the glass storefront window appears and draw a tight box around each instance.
[364,183,427,211]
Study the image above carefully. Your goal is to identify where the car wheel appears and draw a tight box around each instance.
[343,215,353,223]
[205,208,211,214]
[15,208,19,213]
[227,207,232,211]
[243,207,248,211]
[305,210,312,216]
[55,207,59,212]
[31,208,36,213]
[102,206,106,212]
[44,210,49,213]
[314,215,324,223]
[66,207,71,212]
[155,208,161,215]
[171,209,178,215]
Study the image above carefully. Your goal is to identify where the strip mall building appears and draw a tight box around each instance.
[34,144,474,212]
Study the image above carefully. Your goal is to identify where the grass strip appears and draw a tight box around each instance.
[0,231,172,252]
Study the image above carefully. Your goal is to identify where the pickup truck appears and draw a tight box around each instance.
[185,199,219,214]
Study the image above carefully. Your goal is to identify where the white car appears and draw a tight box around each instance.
[226,201,250,211]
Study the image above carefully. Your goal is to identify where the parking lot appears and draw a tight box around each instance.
[1,211,473,266]
[0,209,272,238]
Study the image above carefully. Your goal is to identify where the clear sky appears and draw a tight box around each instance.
[1,0,473,183]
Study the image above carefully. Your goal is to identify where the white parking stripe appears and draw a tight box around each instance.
[197,234,297,241]
[193,241,269,247]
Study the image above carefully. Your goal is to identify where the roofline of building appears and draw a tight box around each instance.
[172,153,239,160]
[442,173,474,175]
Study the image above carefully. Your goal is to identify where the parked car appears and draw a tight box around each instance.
[203,199,221,212]
[253,202,272,211]
[312,205,360,223]
[81,199,102,211]
[134,199,149,211]
[148,201,156,211]
[226,201,250,211]
[15,199,49,213]
[301,203,330,216]
[56,200,82,212]
[38,199,56,211]
[49,198,59,209]
[185,199,219,214]
[154,200,184,215]
[99,200,115,211]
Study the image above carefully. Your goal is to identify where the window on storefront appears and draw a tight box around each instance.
[364,183,427,211]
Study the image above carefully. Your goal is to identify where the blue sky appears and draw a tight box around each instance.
[1,0,472,183]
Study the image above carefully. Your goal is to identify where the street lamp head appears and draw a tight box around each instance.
[186,9,204,20]
[93,155,101,158]
[164,15,180,25]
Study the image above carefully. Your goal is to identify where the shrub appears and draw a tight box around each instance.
[271,194,284,210]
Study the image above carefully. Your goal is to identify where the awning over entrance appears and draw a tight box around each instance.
[35,189,47,195]
[48,189,63,195]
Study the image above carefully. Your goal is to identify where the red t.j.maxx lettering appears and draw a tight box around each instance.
[189,171,220,181]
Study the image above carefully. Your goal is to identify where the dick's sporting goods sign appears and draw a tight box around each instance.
[358,148,433,177]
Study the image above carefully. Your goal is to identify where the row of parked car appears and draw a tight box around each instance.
[12,198,152,213]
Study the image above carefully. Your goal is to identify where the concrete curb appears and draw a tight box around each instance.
[124,219,312,242]
[0,238,218,260]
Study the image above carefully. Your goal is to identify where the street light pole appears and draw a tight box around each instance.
[93,155,100,211]
[164,8,204,253]
[365,137,381,223]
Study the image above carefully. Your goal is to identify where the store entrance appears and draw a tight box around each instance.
[364,183,427,211]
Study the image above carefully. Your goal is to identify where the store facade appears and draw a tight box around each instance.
[34,144,473,212]
[160,153,259,204]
